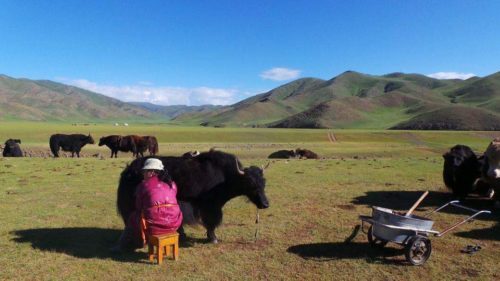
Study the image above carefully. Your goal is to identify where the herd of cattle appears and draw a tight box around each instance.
[2,134,320,160]
[2,133,499,243]
[442,138,500,203]
[1,134,159,158]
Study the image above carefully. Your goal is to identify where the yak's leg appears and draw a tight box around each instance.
[201,208,222,244]
[178,225,187,241]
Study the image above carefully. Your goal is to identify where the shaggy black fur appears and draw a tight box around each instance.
[442,145,482,198]
[268,150,296,159]
[3,139,23,157]
[49,134,95,158]
[117,150,269,243]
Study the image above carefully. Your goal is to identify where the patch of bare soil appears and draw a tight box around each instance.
[336,204,356,210]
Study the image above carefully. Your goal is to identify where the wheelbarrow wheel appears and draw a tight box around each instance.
[405,235,432,266]
[367,226,388,248]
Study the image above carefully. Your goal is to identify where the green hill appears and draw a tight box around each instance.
[176,70,500,130]
[0,75,162,122]
[2,71,500,130]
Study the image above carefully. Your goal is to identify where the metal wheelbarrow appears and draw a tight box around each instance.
[359,199,491,265]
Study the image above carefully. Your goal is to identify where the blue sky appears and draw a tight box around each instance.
[1,1,499,106]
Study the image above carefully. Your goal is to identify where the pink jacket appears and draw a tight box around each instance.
[134,176,183,235]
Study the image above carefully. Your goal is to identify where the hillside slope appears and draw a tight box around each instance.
[178,71,500,129]
[0,75,160,122]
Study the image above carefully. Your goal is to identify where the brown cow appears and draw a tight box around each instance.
[143,136,159,156]
[121,135,148,158]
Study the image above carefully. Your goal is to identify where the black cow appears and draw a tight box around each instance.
[49,134,95,157]
[295,148,319,159]
[268,150,296,159]
[98,135,124,158]
[117,149,269,243]
[442,145,483,198]
[3,139,23,157]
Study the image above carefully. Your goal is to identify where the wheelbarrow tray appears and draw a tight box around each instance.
[367,206,435,244]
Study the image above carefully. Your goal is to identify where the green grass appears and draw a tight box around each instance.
[0,122,499,280]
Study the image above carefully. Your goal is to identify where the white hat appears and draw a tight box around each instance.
[142,158,164,171]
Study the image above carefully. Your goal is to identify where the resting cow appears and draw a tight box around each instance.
[49,134,95,158]
[117,149,269,243]
[295,148,319,159]
[3,139,23,157]
[268,150,296,159]
[442,145,482,198]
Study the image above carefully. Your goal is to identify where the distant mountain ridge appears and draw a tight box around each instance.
[1,71,500,130]
[174,71,500,130]
[129,102,223,119]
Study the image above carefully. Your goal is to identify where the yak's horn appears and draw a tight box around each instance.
[236,159,245,175]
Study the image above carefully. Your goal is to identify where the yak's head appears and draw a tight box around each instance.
[5,139,21,146]
[443,145,477,168]
[117,158,146,223]
[85,134,95,145]
[236,160,269,209]
[98,137,106,146]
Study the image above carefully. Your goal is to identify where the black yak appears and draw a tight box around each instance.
[3,139,23,157]
[442,145,482,198]
[98,135,123,158]
[49,134,95,157]
[117,149,269,243]
[268,150,296,159]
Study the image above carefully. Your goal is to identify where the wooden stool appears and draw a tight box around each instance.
[148,232,179,265]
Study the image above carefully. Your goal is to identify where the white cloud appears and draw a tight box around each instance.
[56,78,239,106]
[426,72,476,80]
[260,67,301,81]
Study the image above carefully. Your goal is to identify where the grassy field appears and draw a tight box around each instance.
[0,122,499,280]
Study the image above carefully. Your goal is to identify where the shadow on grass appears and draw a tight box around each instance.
[287,242,410,265]
[352,190,500,241]
[12,227,167,263]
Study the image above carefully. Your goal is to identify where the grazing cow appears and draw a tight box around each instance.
[268,150,296,159]
[98,135,124,158]
[442,145,483,198]
[117,149,269,243]
[49,134,95,158]
[143,136,159,156]
[295,148,319,159]
[3,139,23,157]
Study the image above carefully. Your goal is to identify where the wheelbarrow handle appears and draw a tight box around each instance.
[437,210,491,237]
[427,200,492,237]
